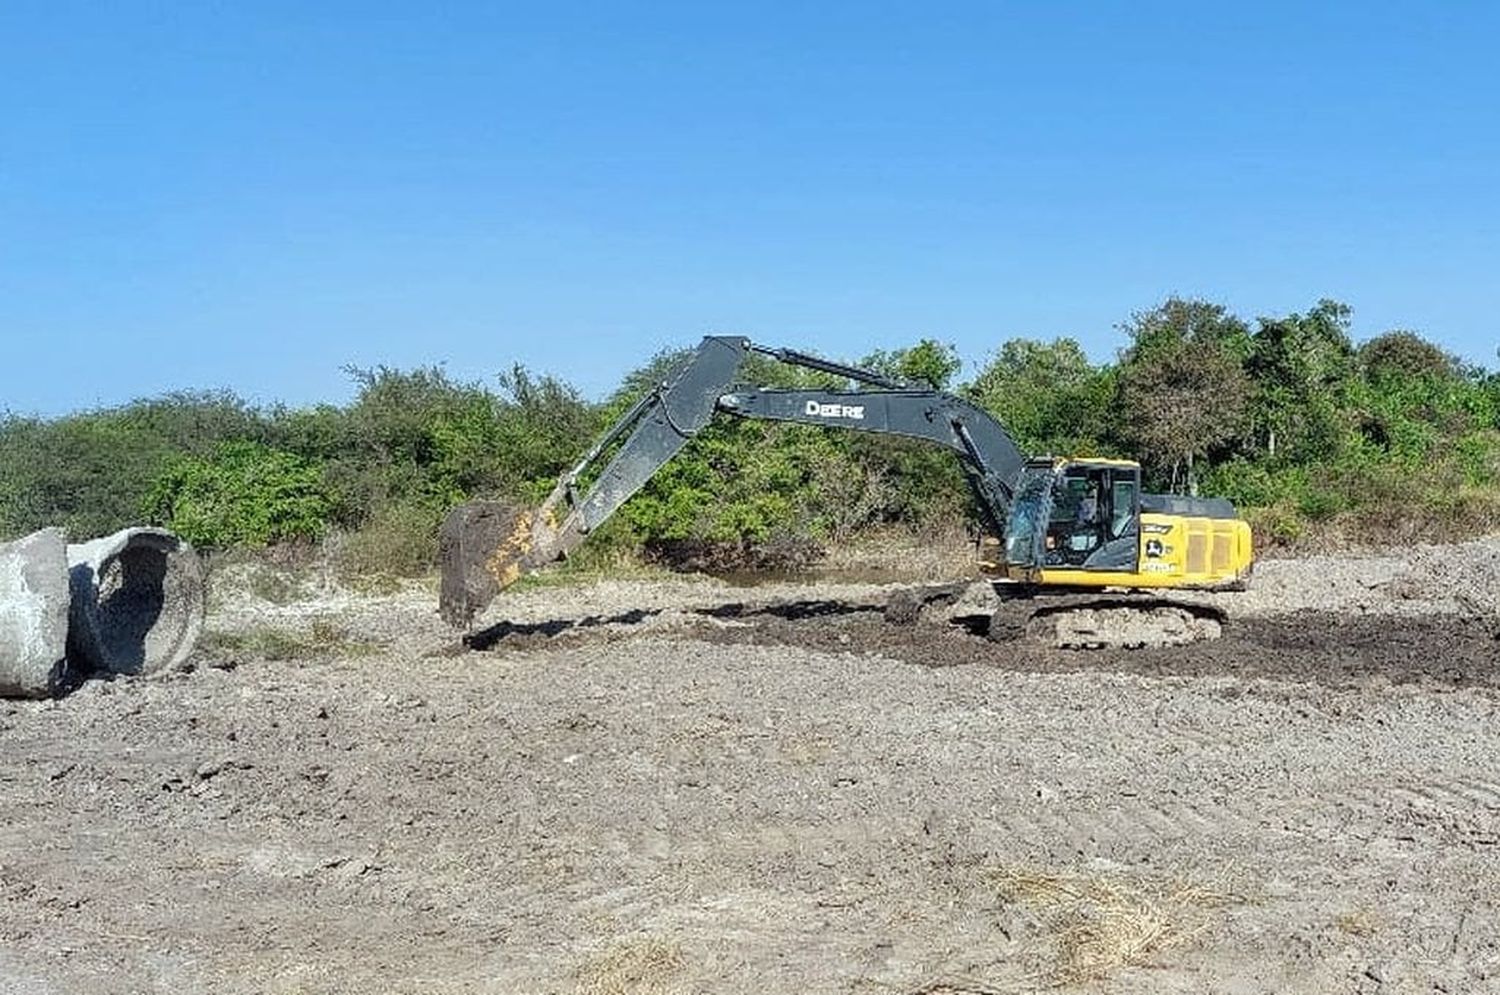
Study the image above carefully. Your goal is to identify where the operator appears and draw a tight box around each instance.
[1076,482,1100,526]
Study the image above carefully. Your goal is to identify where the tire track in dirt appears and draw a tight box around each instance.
[1003,772,1500,863]
[1393,777,1500,812]
[459,600,1500,860]
[657,603,1500,862]
[455,597,1500,867]
[1006,796,1254,853]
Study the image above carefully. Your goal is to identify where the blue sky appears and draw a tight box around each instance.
[3,2,1497,415]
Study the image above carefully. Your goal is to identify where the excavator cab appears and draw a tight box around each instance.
[996,457,1252,591]
[1002,459,1140,572]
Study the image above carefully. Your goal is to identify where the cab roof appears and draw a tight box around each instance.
[1025,456,1143,470]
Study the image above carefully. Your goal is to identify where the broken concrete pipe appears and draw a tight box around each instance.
[0,528,71,698]
[67,527,205,679]
[0,526,205,697]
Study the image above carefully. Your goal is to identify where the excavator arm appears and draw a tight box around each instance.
[438,336,1028,626]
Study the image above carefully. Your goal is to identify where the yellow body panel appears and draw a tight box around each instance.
[980,513,1254,591]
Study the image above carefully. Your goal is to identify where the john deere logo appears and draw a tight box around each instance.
[805,401,865,420]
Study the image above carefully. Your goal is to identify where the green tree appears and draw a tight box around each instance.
[145,441,336,547]
[0,392,274,540]
[1346,337,1493,463]
[1359,330,1459,382]
[1122,297,1253,362]
[428,365,596,506]
[1117,299,1253,492]
[967,337,1115,457]
[860,339,963,388]
[1247,299,1357,461]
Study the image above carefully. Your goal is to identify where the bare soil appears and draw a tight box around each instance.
[2,539,1499,994]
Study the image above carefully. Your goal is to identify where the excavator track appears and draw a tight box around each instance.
[988,590,1226,650]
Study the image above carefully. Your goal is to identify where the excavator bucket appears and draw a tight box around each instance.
[438,500,534,628]
[438,489,576,627]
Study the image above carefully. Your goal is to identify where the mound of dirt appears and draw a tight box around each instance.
[1391,536,1500,617]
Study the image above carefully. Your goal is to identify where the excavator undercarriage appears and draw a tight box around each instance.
[988,590,1227,649]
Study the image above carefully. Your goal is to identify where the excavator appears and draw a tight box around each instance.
[438,336,1254,648]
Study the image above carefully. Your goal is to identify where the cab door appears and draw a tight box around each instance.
[1079,466,1140,571]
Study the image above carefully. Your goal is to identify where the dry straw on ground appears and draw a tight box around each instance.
[990,866,1229,986]
[575,937,685,995]
[1334,909,1381,938]
[196,617,380,663]
[904,979,1014,995]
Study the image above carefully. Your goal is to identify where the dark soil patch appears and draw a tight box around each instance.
[461,607,663,651]
[690,607,1500,691]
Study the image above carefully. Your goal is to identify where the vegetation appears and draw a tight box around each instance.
[2,297,1496,569]
[145,440,336,547]
[197,619,381,663]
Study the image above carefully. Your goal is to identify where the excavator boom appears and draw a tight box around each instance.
[438,336,1027,626]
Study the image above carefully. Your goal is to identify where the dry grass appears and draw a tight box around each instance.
[574,937,685,995]
[205,556,316,608]
[514,544,675,590]
[207,536,432,609]
[1253,487,1500,557]
[1334,909,1380,938]
[990,866,1230,986]
[329,503,442,581]
[197,618,381,663]
[818,524,978,581]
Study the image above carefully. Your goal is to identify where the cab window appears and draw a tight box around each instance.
[1044,465,1138,567]
[1045,468,1108,564]
[1110,475,1137,539]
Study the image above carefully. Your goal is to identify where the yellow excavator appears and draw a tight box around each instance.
[439,336,1253,648]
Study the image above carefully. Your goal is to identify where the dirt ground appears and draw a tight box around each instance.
[2,539,1499,994]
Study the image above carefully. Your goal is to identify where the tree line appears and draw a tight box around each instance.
[2,297,1496,572]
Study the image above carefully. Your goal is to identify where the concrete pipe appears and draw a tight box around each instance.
[67,527,205,677]
[0,528,72,698]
